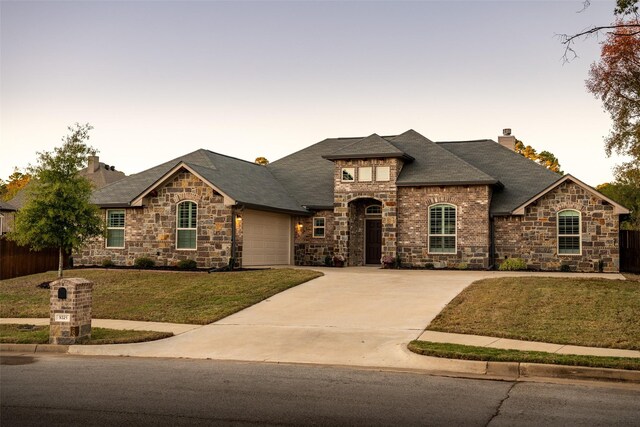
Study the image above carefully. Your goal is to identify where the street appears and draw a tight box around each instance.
[1,353,639,426]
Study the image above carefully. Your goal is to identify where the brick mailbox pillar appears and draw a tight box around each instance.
[50,278,93,345]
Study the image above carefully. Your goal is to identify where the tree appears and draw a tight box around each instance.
[597,167,640,229]
[254,157,269,165]
[0,169,31,201]
[9,123,103,277]
[514,140,564,174]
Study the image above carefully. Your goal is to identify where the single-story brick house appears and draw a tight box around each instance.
[78,129,629,272]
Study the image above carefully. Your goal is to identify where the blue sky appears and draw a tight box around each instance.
[0,0,628,186]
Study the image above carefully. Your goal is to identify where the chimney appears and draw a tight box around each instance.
[87,155,99,173]
[498,128,516,151]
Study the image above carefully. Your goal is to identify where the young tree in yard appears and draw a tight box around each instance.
[9,124,103,277]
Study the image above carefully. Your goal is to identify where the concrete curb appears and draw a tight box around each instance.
[1,343,69,353]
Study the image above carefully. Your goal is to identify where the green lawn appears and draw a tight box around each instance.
[427,277,640,350]
[0,268,323,324]
[408,341,640,371]
[0,324,172,344]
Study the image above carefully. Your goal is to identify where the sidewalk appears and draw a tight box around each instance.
[0,318,201,335]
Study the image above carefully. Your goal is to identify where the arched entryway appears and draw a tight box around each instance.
[347,198,382,265]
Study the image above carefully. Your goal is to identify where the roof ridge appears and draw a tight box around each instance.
[202,149,264,168]
[436,139,494,144]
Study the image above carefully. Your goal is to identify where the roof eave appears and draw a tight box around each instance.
[396,179,500,187]
[322,153,415,162]
[236,202,310,216]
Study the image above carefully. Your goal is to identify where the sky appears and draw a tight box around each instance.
[0,0,630,186]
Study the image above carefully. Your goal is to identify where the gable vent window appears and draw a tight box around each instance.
[313,217,325,238]
[341,168,355,182]
[558,210,581,255]
[177,201,197,250]
[429,204,456,254]
[106,209,125,248]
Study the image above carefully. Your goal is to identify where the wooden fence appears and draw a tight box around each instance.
[620,230,640,274]
[0,238,69,280]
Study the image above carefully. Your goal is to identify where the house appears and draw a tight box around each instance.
[77,129,629,272]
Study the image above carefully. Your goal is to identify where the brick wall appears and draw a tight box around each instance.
[50,278,93,345]
[494,180,620,272]
[77,170,235,269]
[294,209,335,265]
[397,185,491,269]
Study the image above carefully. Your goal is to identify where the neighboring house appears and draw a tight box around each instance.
[0,201,17,234]
[77,129,629,272]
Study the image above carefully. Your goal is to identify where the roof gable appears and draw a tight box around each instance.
[322,133,414,161]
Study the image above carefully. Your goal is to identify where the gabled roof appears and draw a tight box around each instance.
[0,200,16,211]
[92,149,308,214]
[511,174,629,215]
[322,133,414,161]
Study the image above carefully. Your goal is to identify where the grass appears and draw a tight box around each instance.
[0,268,323,324]
[0,324,172,345]
[427,277,640,350]
[408,341,640,371]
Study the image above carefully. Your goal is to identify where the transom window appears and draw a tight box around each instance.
[341,168,355,182]
[177,201,197,250]
[313,217,325,238]
[429,204,456,253]
[558,210,581,255]
[365,205,382,215]
[106,209,125,248]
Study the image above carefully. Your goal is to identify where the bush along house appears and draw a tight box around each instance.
[78,129,629,272]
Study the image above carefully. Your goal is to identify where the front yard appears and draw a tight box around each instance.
[427,276,640,350]
[0,268,322,324]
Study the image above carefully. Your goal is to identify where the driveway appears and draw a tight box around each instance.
[70,268,622,371]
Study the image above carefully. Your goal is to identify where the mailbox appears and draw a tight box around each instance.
[57,287,67,300]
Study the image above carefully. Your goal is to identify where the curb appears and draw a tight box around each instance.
[1,343,69,354]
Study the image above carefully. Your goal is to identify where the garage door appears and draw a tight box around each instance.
[242,209,292,266]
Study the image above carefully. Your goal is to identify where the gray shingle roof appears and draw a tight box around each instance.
[437,139,562,214]
[323,133,413,161]
[0,200,16,211]
[92,149,307,214]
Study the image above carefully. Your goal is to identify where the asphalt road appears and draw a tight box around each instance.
[1,353,639,426]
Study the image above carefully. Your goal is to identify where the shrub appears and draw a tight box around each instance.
[177,259,197,270]
[101,259,115,268]
[498,258,527,271]
[425,263,435,270]
[456,262,469,270]
[324,255,333,267]
[134,257,155,269]
[560,264,571,272]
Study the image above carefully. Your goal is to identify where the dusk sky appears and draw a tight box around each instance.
[0,0,629,186]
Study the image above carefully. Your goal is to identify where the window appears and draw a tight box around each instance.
[341,168,355,182]
[106,209,125,248]
[177,201,197,249]
[376,166,390,181]
[429,204,456,253]
[558,210,581,255]
[313,217,325,238]
[358,167,372,182]
[365,205,382,215]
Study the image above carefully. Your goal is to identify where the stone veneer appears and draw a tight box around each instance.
[494,180,620,272]
[332,158,402,266]
[397,185,491,269]
[77,170,236,269]
[294,209,335,265]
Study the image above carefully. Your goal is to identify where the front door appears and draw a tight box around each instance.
[365,219,382,264]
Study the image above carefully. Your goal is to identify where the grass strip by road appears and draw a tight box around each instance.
[0,324,172,345]
[408,340,640,371]
[427,277,640,350]
[0,268,323,324]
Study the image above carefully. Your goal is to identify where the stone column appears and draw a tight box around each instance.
[50,278,93,345]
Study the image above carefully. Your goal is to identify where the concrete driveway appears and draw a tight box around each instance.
[70,268,623,372]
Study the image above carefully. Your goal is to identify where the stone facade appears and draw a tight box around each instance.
[294,209,335,265]
[77,171,235,269]
[50,278,92,345]
[397,185,492,269]
[494,180,620,272]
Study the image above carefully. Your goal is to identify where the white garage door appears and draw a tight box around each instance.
[242,209,292,266]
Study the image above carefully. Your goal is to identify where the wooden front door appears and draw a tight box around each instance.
[365,219,382,264]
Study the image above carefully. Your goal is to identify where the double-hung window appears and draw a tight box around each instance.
[177,201,197,249]
[429,204,456,253]
[313,217,325,238]
[558,210,581,254]
[106,209,125,248]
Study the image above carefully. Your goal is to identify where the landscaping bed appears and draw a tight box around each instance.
[427,277,640,350]
[0,268,323,324]
[0,324,172,345]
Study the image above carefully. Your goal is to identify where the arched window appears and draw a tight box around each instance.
[365,205,382,215]
[429,204,456,254]
[558,210,581,255]
[177,201,197,250]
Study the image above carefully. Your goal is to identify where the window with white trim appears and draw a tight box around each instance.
[106,209,125,248]
[365,205,382,215]
[558,210,581,255]
[358,167,372,182]
[177,201,197,249]
[313,217,325,238]
[375,166,390,181]
[341,168,355,182]
[429,204,456,253]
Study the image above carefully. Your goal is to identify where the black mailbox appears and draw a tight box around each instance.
[57,287,67,300]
